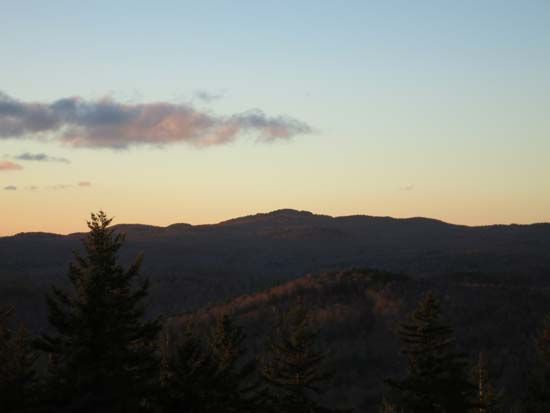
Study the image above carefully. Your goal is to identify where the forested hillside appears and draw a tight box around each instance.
[167,268,550,411]
[2,209,550,331]
[2,212,550,412]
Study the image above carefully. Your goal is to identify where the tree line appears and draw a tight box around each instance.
[1,211,549,412]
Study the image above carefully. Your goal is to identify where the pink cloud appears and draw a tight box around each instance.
[0,160,23,171]
[78,181,91,187]
[0,92,312,149]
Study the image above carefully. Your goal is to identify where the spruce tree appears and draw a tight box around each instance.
[0,307,38,413]
[207,314,267,412]
[524,314,550,412]
[536,315,550,363]
[36,211,161,412]
[259,300,339,413]
[378,398,399,413]
[473,352,502,413]
[387,292,476,413]
[160,324,225,412]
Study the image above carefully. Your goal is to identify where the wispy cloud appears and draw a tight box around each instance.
[45,182,91,190]
[2,182,91,191]
[0,160,23,171]
[15,152,70,163]
[0,91,312,149]
[400,184,414,191]
[193,90,224,103]
[47,184,72,190]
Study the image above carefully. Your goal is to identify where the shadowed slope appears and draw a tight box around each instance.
[1,209,549,331]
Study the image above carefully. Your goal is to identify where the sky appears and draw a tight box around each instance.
[1,1,549,235]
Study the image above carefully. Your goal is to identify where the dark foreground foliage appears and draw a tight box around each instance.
[0,307,38,413]
[386,292,477,413]
[34,212,161,412]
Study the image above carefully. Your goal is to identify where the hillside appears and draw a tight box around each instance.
[166,268,550,412]
[1,209,550,330]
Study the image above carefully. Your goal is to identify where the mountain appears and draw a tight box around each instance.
[1,209,550,330]
[166,267,550,412]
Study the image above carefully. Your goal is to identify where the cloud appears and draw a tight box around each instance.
[0,160,23,170]
[45,184,70,190]
[2,182,89,191]
[45,182,90,190]
[0,91,312,149]
[400,184,414,191]
[15,152,70,163]
[193,90,224,103]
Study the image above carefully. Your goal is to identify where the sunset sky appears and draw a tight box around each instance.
[1,1,549,235]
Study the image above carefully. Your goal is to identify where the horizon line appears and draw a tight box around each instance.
[2,208,549,238]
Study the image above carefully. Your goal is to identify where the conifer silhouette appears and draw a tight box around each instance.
[473,352,502,413]
[525,314,550,412]
[260,300,344,413]
[207,313,267,412]
[0,307,38,413]
[387,292,476,413]
[36,211,160,412]
[160,323,224,412]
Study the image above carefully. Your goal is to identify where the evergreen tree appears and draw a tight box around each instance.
[259,300,341,413]
[536,315,550,363]
[473,352,502,413]
[207,314,267,412]
[387,292,476,413]
[524,314,550,412]
[0,307,38,413]
[160,324,225,412]
[35,211,161,412]
[378,398,399,413]
[209,314,246,372]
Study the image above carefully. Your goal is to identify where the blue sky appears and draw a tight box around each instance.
[1,1,549,234]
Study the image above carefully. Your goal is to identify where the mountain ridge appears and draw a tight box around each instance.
[1,208,549,332]
[4,208,549,239]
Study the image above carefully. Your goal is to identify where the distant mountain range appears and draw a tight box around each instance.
[1,209,550,330]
